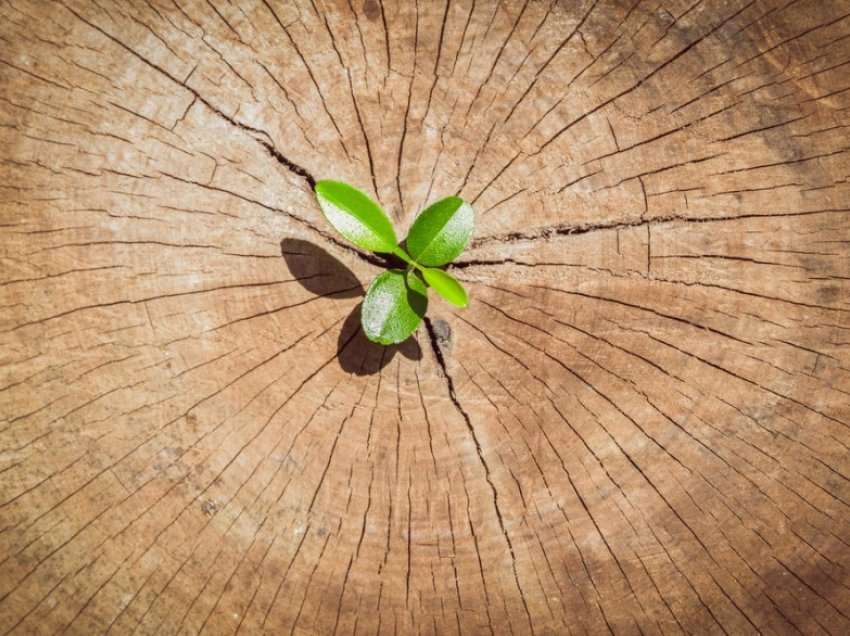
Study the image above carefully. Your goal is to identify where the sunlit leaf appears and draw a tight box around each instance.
[361,269,428,344]
[315,180,397,252]
[405,196,473,266]
[421,267,468,308]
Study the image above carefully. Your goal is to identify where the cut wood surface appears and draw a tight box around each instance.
[2,0,850,634]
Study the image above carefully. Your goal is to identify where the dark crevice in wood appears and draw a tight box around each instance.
[472,207,850,247]
[59,2,318,195]
[259,140,316,190]
[424,317,518,560]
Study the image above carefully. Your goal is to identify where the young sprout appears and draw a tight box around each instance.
[314,180,473,345]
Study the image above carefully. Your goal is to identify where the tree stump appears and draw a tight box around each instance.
[2,0,850,634]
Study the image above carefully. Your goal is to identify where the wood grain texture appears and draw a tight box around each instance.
[2,0,850,634]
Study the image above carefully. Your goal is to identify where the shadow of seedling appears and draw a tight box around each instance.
[281,238,363,298]
[280,238,421,376]
[336,303,422,375]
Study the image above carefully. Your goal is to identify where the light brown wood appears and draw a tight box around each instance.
[2,0,850,634]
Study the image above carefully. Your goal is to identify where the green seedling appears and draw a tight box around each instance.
[314,180,473,345]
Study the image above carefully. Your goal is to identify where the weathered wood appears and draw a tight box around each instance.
[2,0,850,634]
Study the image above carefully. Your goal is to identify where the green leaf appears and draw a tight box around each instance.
[315,180,397,253]
[361,269,428,344]
[421,267,468,308]
[405,196,473,266]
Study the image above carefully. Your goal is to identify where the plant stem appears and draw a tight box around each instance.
[392,246,421,270]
